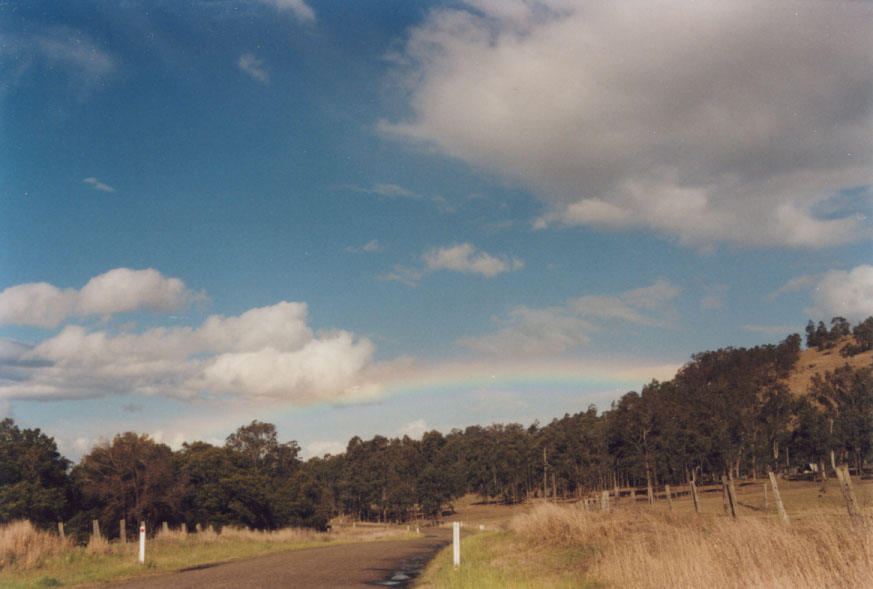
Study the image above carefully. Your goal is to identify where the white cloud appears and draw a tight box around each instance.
[424,243,523,277]
[699,284,730,311]
[0,300,380,406]
[0,283,78,328]
[459,305,592,356]
[258,0,316,22]
[0,268,201,327]
[238,54,269,83]
[1,26,115,100]
[460,280,679,356]
[377,265,425,286]
[384,0,872,249]
[397,418,428,440]
[304,440,346,458]
[808,265,873,322]
[83,177,116,192]
[335,183,423,200]
[347,239,382,254]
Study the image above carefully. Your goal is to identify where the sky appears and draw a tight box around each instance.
[1,0,871,461]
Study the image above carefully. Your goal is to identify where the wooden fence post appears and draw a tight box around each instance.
[162,521,169,535]
[120,519,126,544]
[763,483,768,510]
[57,522,65,539]
[601,490,610,512]
[727,475,738,518]
[690,480,701,514]
[92,519,101,538]
[834,463,863,521]
[665,485,674,511]
[181,523,187,535]
[195,523,202,533]
[768,470,790,526]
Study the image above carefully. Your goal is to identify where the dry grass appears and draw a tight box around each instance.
[0,521,70,570]
[512,502,873,588]
[0,518,411,578]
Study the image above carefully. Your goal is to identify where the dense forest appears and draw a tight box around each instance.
[2,317,871,541]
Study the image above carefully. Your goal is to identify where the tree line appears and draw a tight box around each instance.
[2,317,871,539]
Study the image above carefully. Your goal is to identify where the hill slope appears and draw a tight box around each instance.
[786,337,873,397]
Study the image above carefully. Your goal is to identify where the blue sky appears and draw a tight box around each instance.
[1,0,871,460]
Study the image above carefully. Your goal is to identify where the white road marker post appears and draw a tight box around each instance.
[453,521,460,569]
[138,522,145,563]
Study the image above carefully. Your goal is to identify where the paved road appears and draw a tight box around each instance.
[105,528,452,589]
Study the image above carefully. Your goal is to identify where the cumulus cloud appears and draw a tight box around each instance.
[397,418,428,440]
[384,0,873,248]
[0,300,380,405]
[380,243,522,284]
[304,440,346,458]
[0,268,201,328]
[257,0,316,22]
[424,243,523,277]
[238,54,269,83]
[460,279,680,356]
[808,265,873,322]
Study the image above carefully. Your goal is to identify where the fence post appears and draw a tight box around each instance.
[181,523,187,536]
[120,519,126,544]
[601,489,610,512]
[763,482,768,510]
[768,470,790,526]
[162,521,169,535]
[834,463,863,521]
[57,522,65,539]
[665,485,674,511]
[139,522,145,563]
[722,474,738,518]
[690,480,701,514]
[92,519,101,539]
[453,521,460,568]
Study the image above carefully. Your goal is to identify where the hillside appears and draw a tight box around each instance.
[785,337,873,397]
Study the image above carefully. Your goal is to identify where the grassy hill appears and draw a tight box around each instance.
[785,337,873,397]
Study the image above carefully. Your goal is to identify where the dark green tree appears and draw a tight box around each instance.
[0,419,70,527]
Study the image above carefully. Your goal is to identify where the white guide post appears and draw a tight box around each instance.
[452,521,460,568]
[138,522,145,563]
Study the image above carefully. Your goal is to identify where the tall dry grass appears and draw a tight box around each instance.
[152,522,407,545]
[512,503,873,588]
[0,520,69,570]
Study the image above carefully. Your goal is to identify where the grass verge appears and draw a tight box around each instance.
[415,531,595,589]
[0,522,416,588]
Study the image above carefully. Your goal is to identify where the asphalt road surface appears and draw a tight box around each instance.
[104,527,453,589]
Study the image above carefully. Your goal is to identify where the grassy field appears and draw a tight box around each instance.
[417,477,873,588]
[0,521,413,588]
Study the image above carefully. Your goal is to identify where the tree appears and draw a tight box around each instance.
[75,432,181,535]
[225,420,300,477]
[0,419,70,526]
[810,364,873,474]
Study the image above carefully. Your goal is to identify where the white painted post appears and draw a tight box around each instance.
[138,522,145,563]
[452,521,460,568]
[479,524,484,532]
